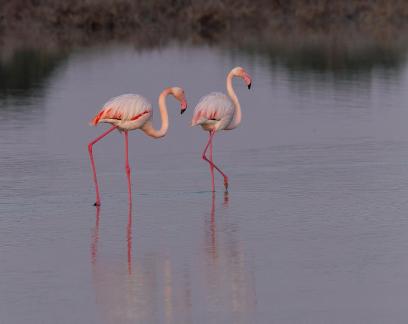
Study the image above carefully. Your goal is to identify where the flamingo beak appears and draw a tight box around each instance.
[243,73,252,90]
[180,99,187,114]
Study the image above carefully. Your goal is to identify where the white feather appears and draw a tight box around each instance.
[101,94,152,121]
[192,92,234,130]
[91,94,153,130]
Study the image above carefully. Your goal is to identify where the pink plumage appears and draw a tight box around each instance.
[191,92,234,130]
[90,94,152,130]
[87,87,188,206]
[192,66,252,192]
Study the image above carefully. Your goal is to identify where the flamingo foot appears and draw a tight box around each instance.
[94,201,101,207]
[224,177,229,192]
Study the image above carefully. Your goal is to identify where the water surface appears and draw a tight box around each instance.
[1,43,408,323]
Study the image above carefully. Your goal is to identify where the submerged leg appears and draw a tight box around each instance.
[124,131,132,205]
[202,130,229,191]
[88,125,118,206]
[127,200,133,275]
[90,206,101,265]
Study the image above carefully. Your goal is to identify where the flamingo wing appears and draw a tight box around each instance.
[90,94,152,126]
[191,92,234,128]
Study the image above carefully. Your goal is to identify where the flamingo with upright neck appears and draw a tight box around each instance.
[192,66,252,192]
[88,87,187,206]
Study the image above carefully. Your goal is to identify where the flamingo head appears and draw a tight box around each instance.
[232,66,252,90]
[170,87,188,115]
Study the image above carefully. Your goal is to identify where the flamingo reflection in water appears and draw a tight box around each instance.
[91,204,133,274]
[90,203,181,323]
[89,194,256,323]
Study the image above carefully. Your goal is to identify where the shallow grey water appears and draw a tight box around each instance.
[1,44,408,323]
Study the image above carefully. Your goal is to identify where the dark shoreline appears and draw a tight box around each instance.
[1,0,408,50]
[1,0,408,83]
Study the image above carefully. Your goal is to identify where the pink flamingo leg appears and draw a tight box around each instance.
[88,125,118,206]
[202,131,215,191]
[202,130,229,191]
[209,132,215,191]
[124,131,132,205]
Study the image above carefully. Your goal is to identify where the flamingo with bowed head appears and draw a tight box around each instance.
[192,67,252,192]
[88,87,187,206]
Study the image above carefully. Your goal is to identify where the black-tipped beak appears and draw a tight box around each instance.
[181,109,186,115]
[247,83,252,90]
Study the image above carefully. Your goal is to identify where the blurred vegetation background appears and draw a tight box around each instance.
[0,0,407,83]
[1,0,408,48]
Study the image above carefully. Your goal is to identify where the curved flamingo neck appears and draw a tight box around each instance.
[142,88,171,138]
[225,71,241,130]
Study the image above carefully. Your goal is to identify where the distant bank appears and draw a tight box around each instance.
[1,0,408,48]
